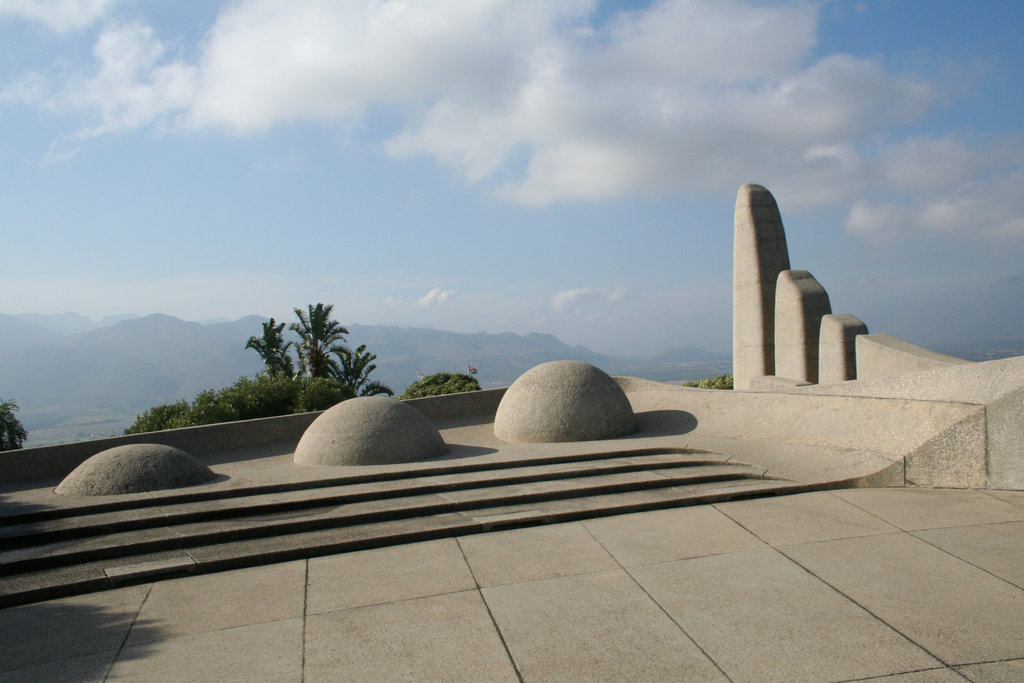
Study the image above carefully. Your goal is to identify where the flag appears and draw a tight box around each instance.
[468,365,478,375]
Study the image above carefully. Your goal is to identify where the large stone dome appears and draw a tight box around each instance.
[293,396,448,466]
[494,360,636,443]
[55,444,217,496]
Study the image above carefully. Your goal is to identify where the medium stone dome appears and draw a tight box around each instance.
[55,444,217,496]
[293,396,448,466]
[494,360,636,443]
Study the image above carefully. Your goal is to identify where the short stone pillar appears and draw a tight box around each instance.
[818,314,868,384]
[774,270,831,383]
[733,184,791,390]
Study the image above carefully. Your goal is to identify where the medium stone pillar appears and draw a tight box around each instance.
[774,270,831,383]
[733,184,791,390]
[818,313,868,385]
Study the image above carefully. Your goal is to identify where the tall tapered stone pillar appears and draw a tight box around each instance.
[775,270,831,383]
[818,313,868,384]
[733,184,791,390]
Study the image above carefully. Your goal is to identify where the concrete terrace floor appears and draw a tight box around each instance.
[4,487,1024,681]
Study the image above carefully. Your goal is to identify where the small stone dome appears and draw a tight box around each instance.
[494,360,636,443]
[55,444,217,496]
[293,396,448,466]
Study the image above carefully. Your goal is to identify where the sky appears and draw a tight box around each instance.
[2,0,1024,358]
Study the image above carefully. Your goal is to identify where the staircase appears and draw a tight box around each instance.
[0,447,812,607]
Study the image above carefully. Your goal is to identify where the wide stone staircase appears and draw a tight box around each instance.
[0,447,812,607]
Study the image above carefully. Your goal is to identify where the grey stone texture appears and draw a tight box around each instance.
[733,183,791,390]
[794,355,1024,488]
[856,333,972,381]
[293,395,447,466]
[818,313,868,384]
[54,444,216,496]
[304,591,518,682]
[7,490,1024,680]
[774,269,832,383]
[493,360,635,442]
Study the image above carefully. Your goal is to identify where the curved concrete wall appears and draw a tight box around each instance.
[622,382,987,488]
[793,355,1024,489]
[856,334,971,381]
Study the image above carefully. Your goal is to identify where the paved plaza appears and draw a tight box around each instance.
[4,486,1024,681]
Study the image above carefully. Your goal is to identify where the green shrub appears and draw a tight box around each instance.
[682,374,734,390]
[125,400,192,434]
[0,398,29,450]
[296,376,355,412]
[400,372,481,399]
[125,374,354,434]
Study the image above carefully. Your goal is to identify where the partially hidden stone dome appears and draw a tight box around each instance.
[293,396,448,466]
[55,444,217,496]
[494,360,636,443]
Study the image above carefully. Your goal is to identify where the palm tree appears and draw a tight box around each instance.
[335,344,394,396]
[0,398,28,451]
[245,318,295,377]
[290,303,349,379]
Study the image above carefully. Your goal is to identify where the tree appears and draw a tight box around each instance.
[245,318,295,377]
[682,374,734,390]
[335,344,394,396]
[0,398,28,451]
[125,375,355,434]
[400,372,480,399]
[290,303,349,379]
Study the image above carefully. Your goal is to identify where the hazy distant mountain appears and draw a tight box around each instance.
[0,314,63,357]
[0,312,731,445]
[0,314,265,411]
[653,346,731,364]
[346,324,612,389]
[14,312,139,336]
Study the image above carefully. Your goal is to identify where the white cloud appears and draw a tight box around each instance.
[4,22,195,159]
[6,0,1023,242]
[417,288,455,306]
[551,286,627,313]
[843,135,1024,240]
[0,0,119,32]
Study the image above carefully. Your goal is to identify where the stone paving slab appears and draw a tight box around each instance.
[630,546,940,681]
[110,617,304,682]
[832,487,1024,530]
[913,521,1024,590]
[124,560,305,645]
[482,569,727,681]
[0,584,150,672]
[306,538,475,614]
[581,505,763,566]
[714,489,901,546]
[957,658,1024,681]
[458,521,618,587]
[4,488,1024,681]
[782,532,1024,665]
[304,590,518,682]
[0,649,116,682]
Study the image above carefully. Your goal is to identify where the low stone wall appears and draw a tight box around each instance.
[0,389,508,485]
[0,412,323,485]
[624,383,988,488]
[403,387,506,421]
[793,355,1024,489]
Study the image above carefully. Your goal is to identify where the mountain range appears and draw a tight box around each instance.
[0,312,730,446]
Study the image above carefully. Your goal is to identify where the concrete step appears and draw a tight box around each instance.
[0,465,763,574]
[0,451,749,546]
[0,449,814,607]
[0,448,729,525]
[0,480,816,608]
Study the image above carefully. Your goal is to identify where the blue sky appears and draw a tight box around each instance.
[2,0,1023,357]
